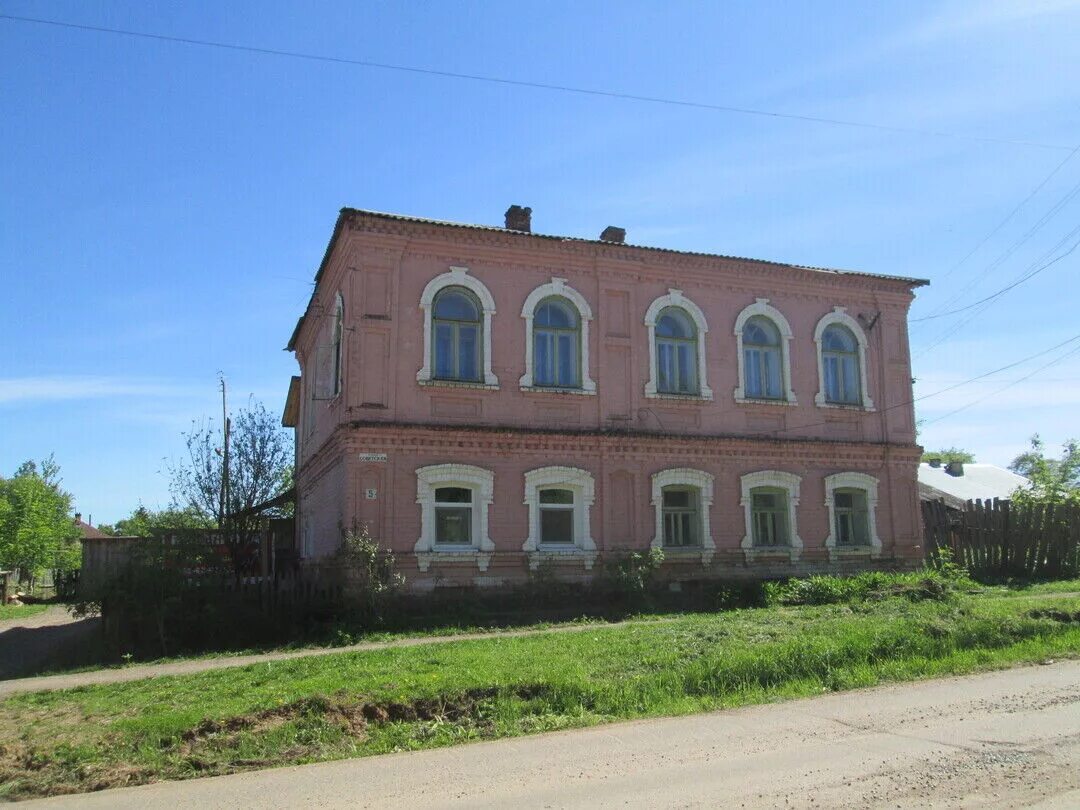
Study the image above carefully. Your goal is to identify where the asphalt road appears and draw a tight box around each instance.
[23,660,1080,809]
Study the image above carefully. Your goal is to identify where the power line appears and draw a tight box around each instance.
[766,331,1080,437]
[1,11,1074,152]
[910,231,1080,322]
[921,342,1080,426]
[926,145,1080,289]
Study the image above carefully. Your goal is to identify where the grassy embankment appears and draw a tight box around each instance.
[1,575,1078,800]
[0,604,48,622]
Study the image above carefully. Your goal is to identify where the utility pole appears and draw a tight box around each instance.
[219,374,230,528]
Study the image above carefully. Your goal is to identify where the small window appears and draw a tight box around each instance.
[433,288,482,382]
[655,307,699,395]
[331,293,344,397]
[821,325,861,405]
[662,486,699,547]
[751,487,789,546]
[533,298,581,388]
[834,488,870,546]
[434,486,472,544]
[539,487,575,544]
[743,316,783,399]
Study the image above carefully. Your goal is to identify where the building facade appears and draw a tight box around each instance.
[284,206,927,589]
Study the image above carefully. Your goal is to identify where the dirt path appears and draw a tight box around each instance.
[0,606,101,681]
[0,617,673,698]
[22,660,1080,808]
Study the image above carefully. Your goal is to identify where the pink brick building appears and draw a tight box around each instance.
[283,206,927,589]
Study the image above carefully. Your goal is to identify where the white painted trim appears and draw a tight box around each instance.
[643,289,713,400]
[740,470,802,562]
[519,278,596,393]
[650,468,715,565]
[417,266,499,387]
[733,298,796,404]
[823,472,882,560]
[414,463,495,571]
[331,292,345,398]
[813,307,874,410]
[522,466,596,569]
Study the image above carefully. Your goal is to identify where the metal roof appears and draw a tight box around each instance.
[918,463,1031,504]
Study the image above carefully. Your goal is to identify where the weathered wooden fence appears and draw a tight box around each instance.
[922,498,1080,580]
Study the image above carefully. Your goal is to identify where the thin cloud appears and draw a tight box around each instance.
[0,376,202,405]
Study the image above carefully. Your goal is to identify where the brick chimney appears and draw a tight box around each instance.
[504,205,532,232]
[600,226,626,243]
[928,459,941,468]
[945,461,965,477]
[74,512,82,524]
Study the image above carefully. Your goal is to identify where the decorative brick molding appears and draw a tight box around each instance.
[414,463,495,571]
[650,467,715,565]
[813,307,874,411]
[643,289,713,400]
[823,471,882,560]
[740,470,803,562]
[522,465,597,570]
[416,266,499,387]
[733,298,796,405]
[518,277,597,394]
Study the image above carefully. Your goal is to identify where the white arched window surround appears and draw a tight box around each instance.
[522,466,597,569]
[519,278,596,394]
[417,266,499,388]
[644,289,713,400]
[740,470,803,561]
[331,292,344,398]
[414,463,495,571]
[733,298,796,404]
[650,468,715,565]
[813,307,874,410]
[824,472,882,559]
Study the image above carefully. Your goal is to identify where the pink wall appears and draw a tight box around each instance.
[290,211,924,584]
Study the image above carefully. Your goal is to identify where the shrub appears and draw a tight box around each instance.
[598,548,665,601]
[335,525,404,625]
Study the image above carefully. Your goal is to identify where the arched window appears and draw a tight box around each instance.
[821,325,860,404]
[743,316,783,399]
[733,298,795,404]
[331,292,344,397]
[432,287,482,382]
[417,266,498,387]
[655,307,699,395]
[533,298,580,387]
[814,307,873,409]
[644,289,712,399]
[823,472,881,559]
[650,468,715,564]
[519,278,595,393]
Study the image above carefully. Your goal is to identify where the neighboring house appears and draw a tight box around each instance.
[74,512,108,540]
[918,461,1030,511]
[283,206,928,589]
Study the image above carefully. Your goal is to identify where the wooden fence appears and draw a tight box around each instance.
[922,498,1080,580]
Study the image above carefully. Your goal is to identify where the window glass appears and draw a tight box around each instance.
[834,488,869,545]
[539,487,574,544]
[662,485,698,547]
[822,325,861,404]
[533,297,581,388]
[435,487,472,503]
[655,307,699,395]
[536,300,577,329]
[434,291,480,321]
[751,487,788,546]
[433,288,482,382]
[540,488,574,504]
[656,309,694,338]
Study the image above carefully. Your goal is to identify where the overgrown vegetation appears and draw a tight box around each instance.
[921,447,975,464]
[0,603,48,621]
[1009,434,1080,507]
[1,581,1077,801]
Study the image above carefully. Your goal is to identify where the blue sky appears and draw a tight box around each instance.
[2,1,1079,523]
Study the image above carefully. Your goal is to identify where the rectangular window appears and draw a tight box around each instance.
[662,487,698,547]
[539,488,574,544]
[434,487,472,544]
[457,324,479,381]
[556,333,577,386]
[657,342,675,392]
[834,489,869,545]
[535,332,554,385]
[751,489,788,546]
[676,344,696,393]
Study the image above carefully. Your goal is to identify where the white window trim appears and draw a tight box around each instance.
[650,468,715,565]
[823,472,882,560]
[414,463,495,571]
[522,466,597,569]
[740,470,803,562]
[733,298,796,405]
[331,292,344,398]
[813,307,874,411]
[519,278,596,394]
[644,289,713,400]
[417,266,499,387]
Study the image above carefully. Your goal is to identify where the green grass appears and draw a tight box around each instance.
[1,586,1079,800]
[0,603,48,621]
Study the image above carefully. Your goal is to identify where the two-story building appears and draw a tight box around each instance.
[283,206,927,589]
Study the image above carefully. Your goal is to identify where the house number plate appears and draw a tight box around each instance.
[358,453,388,462]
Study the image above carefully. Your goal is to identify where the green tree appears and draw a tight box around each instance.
[1009,435,1080,507]
[921,447,976,464]
[0,456,81,586]
[99,505,215,537]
